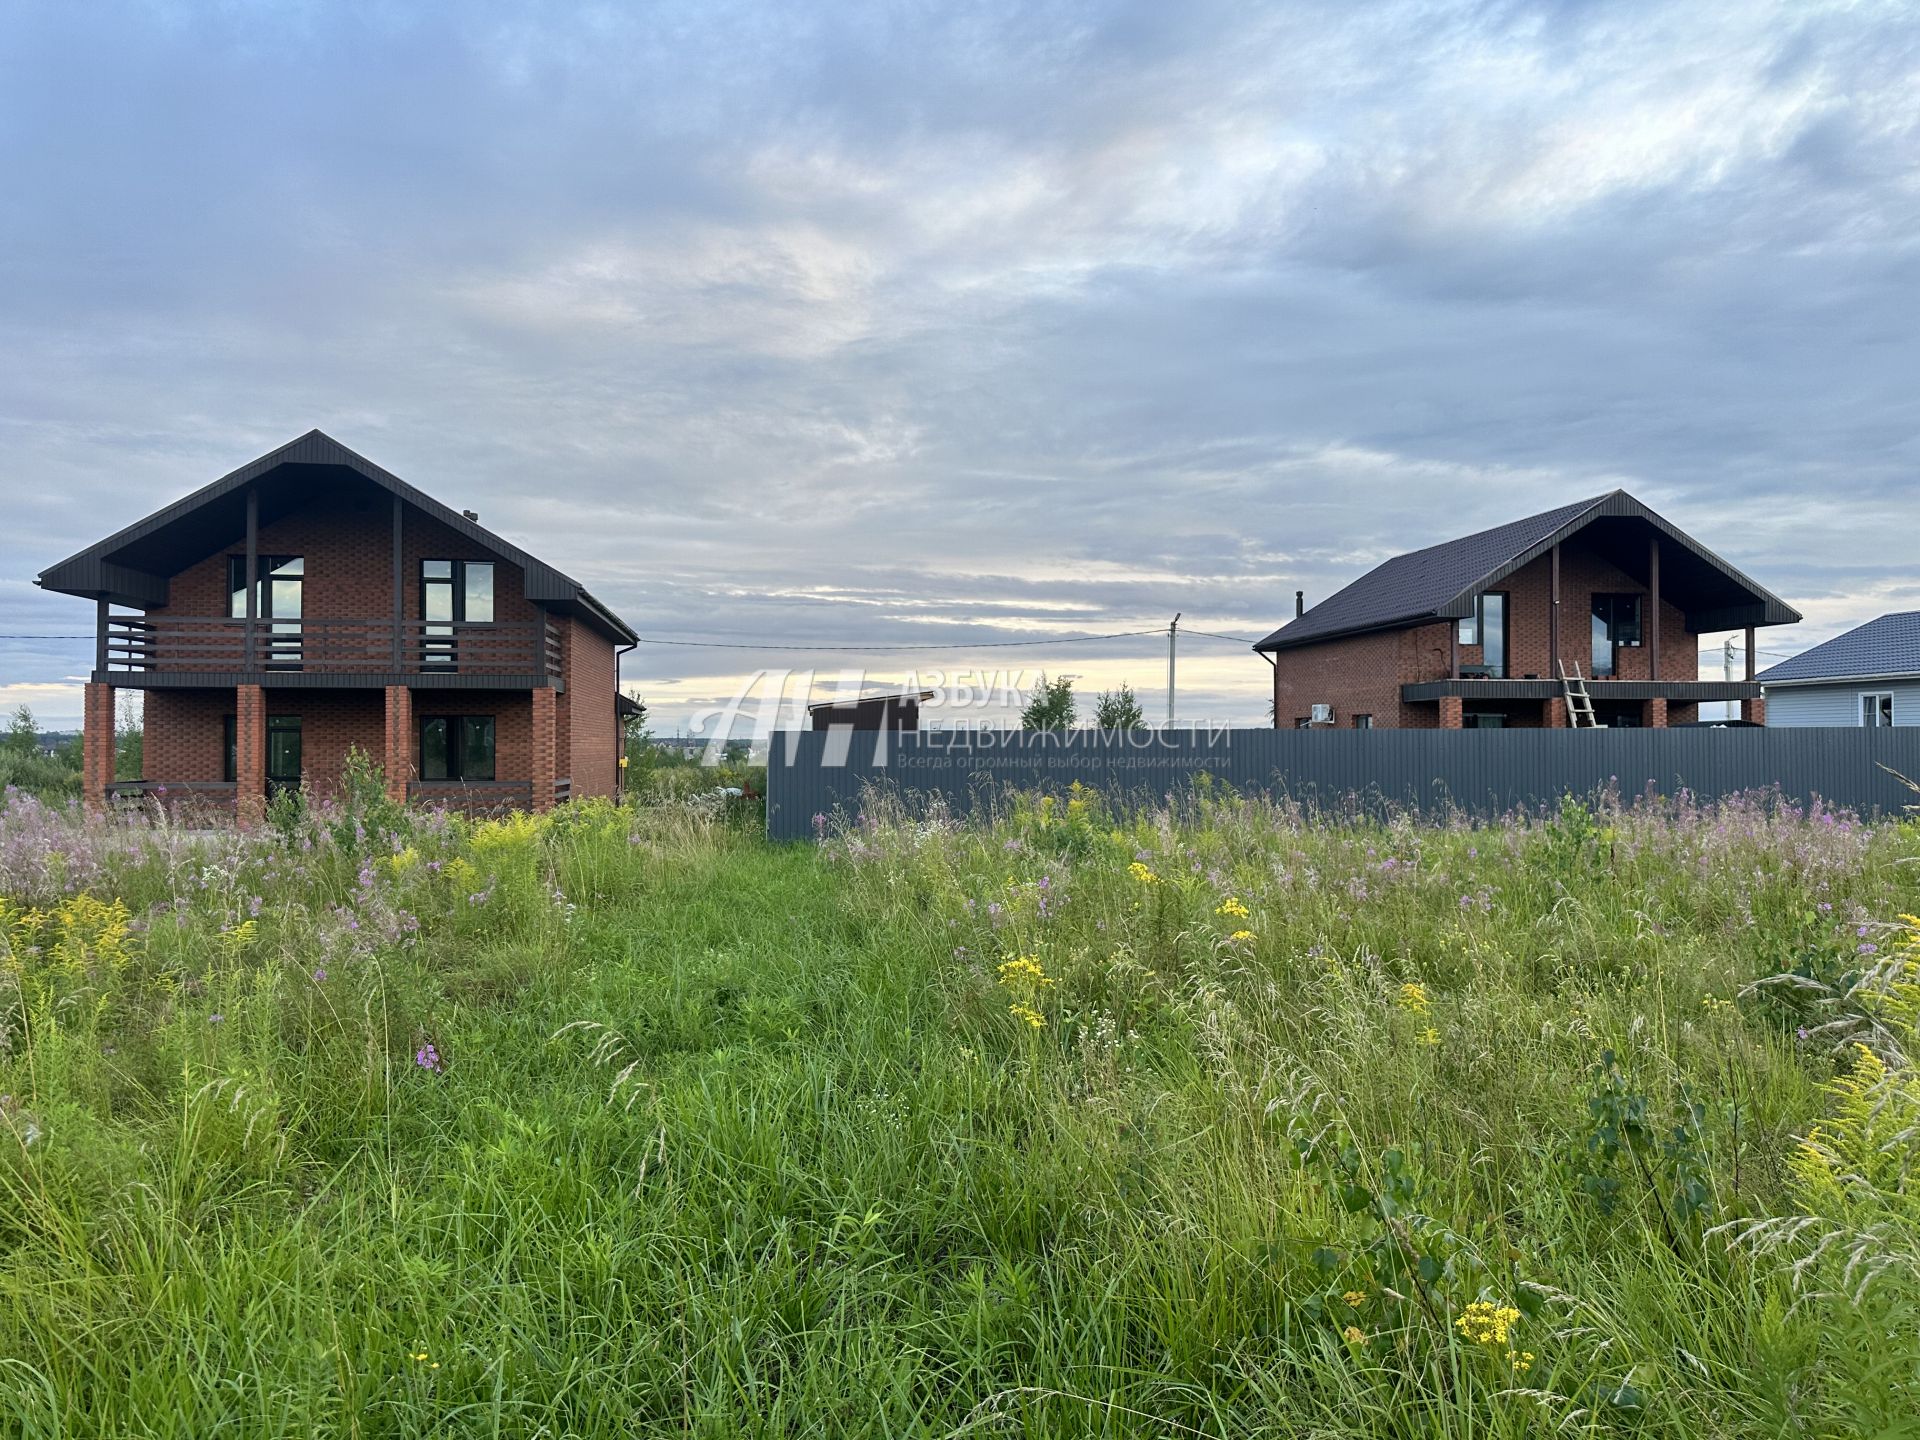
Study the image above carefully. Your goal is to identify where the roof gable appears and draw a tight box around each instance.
[1757,611,1920,685]
[37,430,636,643]
[1255,489,1799,652]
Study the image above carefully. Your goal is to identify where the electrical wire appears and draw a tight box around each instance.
[631,627,1168,653]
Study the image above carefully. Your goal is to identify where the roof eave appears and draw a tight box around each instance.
[1759,671,1920,689]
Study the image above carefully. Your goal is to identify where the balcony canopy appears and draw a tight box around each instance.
[37,429,637,645]
[1254,490,1799,654]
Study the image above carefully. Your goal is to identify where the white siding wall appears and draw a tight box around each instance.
[1765,680,1920,727]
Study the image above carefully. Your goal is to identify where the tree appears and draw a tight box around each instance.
[1020,674,1077,731]
[2,705,37,756]
[1093,682,1144,729]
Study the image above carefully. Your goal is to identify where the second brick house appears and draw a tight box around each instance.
[1255,491,1798,729]
[37,430,638,816]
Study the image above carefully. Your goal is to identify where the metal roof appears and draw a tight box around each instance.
[1254,489,1799,652]
[36,429,638,645]
[1757,611,1920,686]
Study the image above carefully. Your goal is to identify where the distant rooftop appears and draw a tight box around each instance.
[1758,611,1920,685]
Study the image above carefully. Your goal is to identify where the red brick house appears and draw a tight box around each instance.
[38,430,638,817]
[1255,492,1798,729]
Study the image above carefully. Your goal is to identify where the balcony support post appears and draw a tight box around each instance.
[1549,541,1561,678]
[243,486,258,671]
[531,688,558,813]
[235,683,266,827]
[82,681,116,810]
[391,494,404,668]
[1648,537,1661,679]
[383,685,412,804]
[95,595,108,676]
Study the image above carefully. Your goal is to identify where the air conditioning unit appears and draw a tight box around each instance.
[1310,703,1335,726]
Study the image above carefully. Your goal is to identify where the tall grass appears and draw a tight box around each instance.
[0,781,1915,1437]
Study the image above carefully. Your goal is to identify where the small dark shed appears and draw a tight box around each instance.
[807,691,933,732]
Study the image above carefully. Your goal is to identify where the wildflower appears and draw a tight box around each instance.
[1227,929,1257,944]
[1342,1325,1366,1345]
[1008,1003,1045,1030]
[312,967,327,983]
[1511,1350,1535,1373]
[996,955,1053,987]
[1419,1027,1440,1046]
[208,1013,225,1025]
[1395,982,1431,1017]
[1216,896,1251,920]
[1127,861,1159,886]
[1342,1290,1367,1308]
[1454,1301,1520,1348]
[415,1042,442,1072]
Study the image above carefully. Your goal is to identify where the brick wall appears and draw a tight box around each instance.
[144,690,233,781]
[1272,623,1451,728]
[565,618,618,800]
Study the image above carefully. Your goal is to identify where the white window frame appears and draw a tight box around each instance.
[1860,692,1895,727]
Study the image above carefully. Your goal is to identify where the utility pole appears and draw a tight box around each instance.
[1167,613,1181,729]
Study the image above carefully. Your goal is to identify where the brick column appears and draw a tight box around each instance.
[1545,697,1568,728]
[82,682,117,810]
[1643,697,1668,729]
[1439,696,1464,730]
[382,686,413,804]
[235,684,266,827]
[1741,696,1766,726]
[531,687,558,813]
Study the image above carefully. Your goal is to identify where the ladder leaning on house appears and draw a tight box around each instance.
[1558,660,1598,728]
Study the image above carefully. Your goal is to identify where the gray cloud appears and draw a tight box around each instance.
[2,0,1916,727]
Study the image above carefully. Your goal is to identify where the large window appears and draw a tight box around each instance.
[228,555,304,666]
[1590,594,1643,678]
[419,715,496,781]
[1458,592,1509,678]
[422,560,496,667]
[1862,692,1895,728]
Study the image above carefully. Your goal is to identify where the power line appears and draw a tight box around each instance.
[632,627,1168,653]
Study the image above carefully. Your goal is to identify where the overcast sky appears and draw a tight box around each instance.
[3,0,1917,732]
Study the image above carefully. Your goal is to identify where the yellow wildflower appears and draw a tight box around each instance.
[1342,1325,1366,1345]
[1216,897,1251,920]
[1127,861,1159,886]
[996,955,1054,987]
[1341,1290,1367,1308]
[1396,982,1431,1017]
[1454,1301,1520,1348]
[1511,1350,1535,1373]
[1419,1027,1440,1046]
[1227,929,1257,944]
[1009,1003,1045,1030]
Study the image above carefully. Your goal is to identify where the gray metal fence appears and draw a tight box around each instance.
[765,727,1920,839]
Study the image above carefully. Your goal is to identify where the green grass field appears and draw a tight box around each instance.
[2,780,1918,1437]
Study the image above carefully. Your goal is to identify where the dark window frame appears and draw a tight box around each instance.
[1352,714,1373,729]
[1590,593,1644,678]
[1457,591,1510,678]
[418,714,497,782]
[420,559,498,670]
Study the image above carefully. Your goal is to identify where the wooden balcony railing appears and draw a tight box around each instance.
[105,617,562,679]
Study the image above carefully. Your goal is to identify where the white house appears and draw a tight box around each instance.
[1758,612,1920,727]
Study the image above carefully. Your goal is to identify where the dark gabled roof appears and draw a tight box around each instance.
[1254,489,1799,652]
[36,429,637,644]
[1757,611,1920,686]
